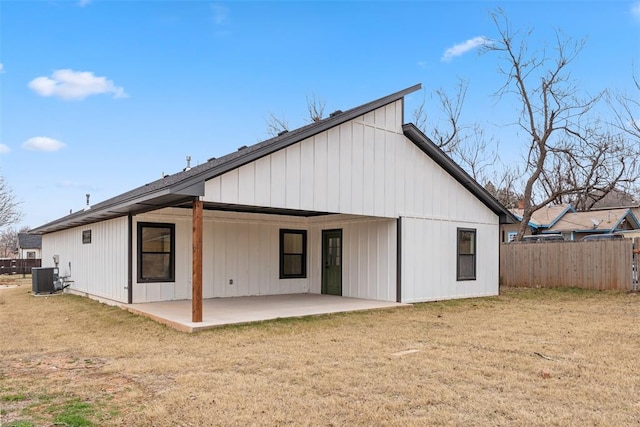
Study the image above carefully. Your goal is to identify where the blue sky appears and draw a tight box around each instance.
[1,0,639,230]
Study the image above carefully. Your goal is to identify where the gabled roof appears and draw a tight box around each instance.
[18,233,42,249]
[510,204,574,229]
[590,189,638,210]
[546,208,640,233]
[402,124,515,224]
[32,83,514,234]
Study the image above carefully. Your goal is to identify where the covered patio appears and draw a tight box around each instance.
[125,294,408,332]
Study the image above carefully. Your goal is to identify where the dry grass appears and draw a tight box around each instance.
[1,275,639,426]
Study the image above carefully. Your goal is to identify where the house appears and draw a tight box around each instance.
[17,233,42,259]
[544,208,640,240]
[31,84,515,323]
[500,204,574,242]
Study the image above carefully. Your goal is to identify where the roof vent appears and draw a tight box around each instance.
[207,157,216,162]
[278,130,289,136]
[84,194,91,211]
[183,155,192,172]
[329,110,343,118]
[237,145,248,151]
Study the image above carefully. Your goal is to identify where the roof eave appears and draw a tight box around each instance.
[544,204,575,228]
[160,84,423,195]
[30,184,204,235]
[402,123,516,224]
[32,84,423,235]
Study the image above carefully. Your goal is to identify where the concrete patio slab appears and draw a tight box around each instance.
[125,294,408,332]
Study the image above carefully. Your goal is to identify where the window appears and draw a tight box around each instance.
[82,230,92,244]
[457,228,476,281]
[137,222,175,283]
[280,229,307,279]
[27,251,36,259]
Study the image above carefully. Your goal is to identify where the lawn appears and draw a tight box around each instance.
[1,275,639,426]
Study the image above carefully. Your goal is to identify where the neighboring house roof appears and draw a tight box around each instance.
[546,208,640,234]
[510,204,574,229]
[589,189,637,210]
[31,84,515,235]
[18,233,42,249]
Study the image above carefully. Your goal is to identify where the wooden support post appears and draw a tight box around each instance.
[192,199,203,322]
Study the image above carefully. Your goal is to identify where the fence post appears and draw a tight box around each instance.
[633,238,638,293]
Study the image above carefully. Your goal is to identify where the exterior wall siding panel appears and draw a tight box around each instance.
[400,216,499,303]
[308,217,396,301]
[41,216,128,303]
[132,209,311,302]
[129,209,397,303]
[202,99,496,224]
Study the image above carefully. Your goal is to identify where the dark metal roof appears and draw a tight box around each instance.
[402,124,516,224]
[31,83,513,232]
[18,233,42,249]
[32,84,421,234]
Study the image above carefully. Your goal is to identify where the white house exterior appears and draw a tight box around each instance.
[17,233,42,259]
[32,84,514,320]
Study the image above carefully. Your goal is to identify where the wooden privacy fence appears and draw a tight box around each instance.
[500,239,636,291]
[0,258,42,275]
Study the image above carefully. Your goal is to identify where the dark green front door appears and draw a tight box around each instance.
[322,229,342,296]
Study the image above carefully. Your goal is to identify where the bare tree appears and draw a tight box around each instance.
[611,73,640,141]
[306,93,326,123]
[485,167,524,209]
[538,131,639,210]
[0,225,29,258]
[265,113,289,138]
[454,125,499,185]
[413,79,498,184]
[0,176,22,229]
[0,227,17,257]
[483,9,640,240]
[266,93,327,137]
[413,79,466,155]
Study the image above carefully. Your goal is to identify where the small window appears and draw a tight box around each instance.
[280,229,307,279]
[457,228,476,281]
[82,230,92,244]
[26,251,36,259]
[137,222,175,283]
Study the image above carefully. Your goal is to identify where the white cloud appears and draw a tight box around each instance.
[632,2,640,19]
[23,137,66,152]
[211,4,229,25]
[442,36,490,62]
[28,69,127,100]
[0,144,10,154]
[0,63,4,73]
[78,0,92,6]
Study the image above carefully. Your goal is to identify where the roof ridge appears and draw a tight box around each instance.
[31,84,422,234]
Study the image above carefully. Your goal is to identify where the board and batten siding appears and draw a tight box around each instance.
[132,211,193,303]
[133,209,309,303]
[203,100,496,226]
[400,217,499,303]
[41,216,128,303]
[308,216,397,301]
[131,208,397,303]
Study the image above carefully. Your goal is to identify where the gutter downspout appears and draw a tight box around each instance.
[127,213,133,304]
[396,217,402,303]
